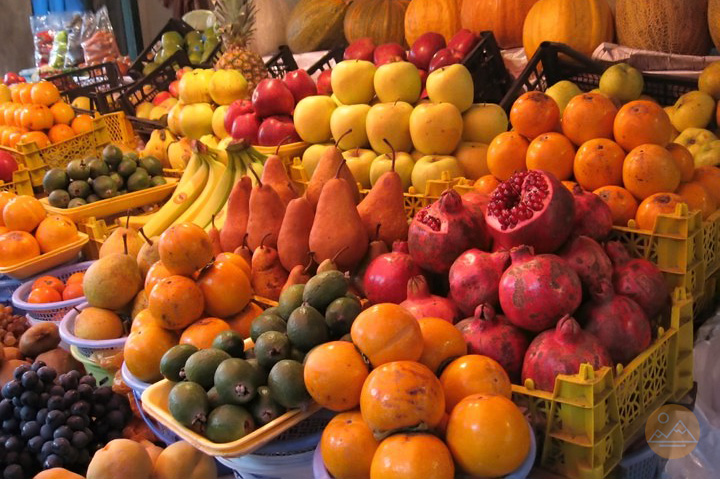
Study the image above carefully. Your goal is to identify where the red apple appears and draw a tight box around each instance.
[408,32,446,71]
[418,69,428,88]
[257,116,301,146]
[428,48,463,73]
[224,99,254,134]
[252,78,295,119]
[175,67,192,80]
[284,69,317,104]
[231,113,262,144]
[448,29,480,59]
[373,43,407,66]
[317,69,333,95]
[3,72,22,85]
[168,80,180,98]
[0,151,18,183]
[153,91,172,106]
[344,37,375,61]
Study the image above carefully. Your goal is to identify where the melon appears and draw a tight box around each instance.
[710,0,720,52]
[286,0,349,53]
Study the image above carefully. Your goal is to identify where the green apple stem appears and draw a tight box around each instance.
[335,129,353,148]
[139,227,153,246]
[382,138,396,172]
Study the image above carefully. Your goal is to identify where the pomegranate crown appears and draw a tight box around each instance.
[556,315,581,341]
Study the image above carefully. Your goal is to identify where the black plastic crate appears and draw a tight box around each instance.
[499,41,697,111]
[265,45,299,78]
[46,62,122,100]
[127,116,165,142]
[306,45,346,75]
[120,50,191,115]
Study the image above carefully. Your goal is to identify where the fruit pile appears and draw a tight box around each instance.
[25,274,85,305]
[141,29,219,76]
[0,306,29,348]
[0,81,93,150]
[41,145,167,209]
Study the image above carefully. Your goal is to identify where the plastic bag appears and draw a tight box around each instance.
[30,14,54,69]
[65,12,89,68]
[81,6,121,66]
[49,27,68,69]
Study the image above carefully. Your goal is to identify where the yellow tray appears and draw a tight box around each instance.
[253,142,309,162]
[141,379,321,457]
[0,232,89,280]
[40,178,178,222]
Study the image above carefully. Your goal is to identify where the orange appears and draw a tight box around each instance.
[350,303,423,367]
[0,231,40,266]
[613,100,673,152]
[594,185,639,227]
[573,138,625,191]
[66,271,85,285]
[50,101,75,125]
[525,132,575,180]
[30,82,60,106]
[6,130,24,149]
[32,276,65,295]
[439,354,512,413]
[509,91,560,140]
[304,341,369,412]
[473,174,500,194]
[62,283,84,301]
[3,195,46,232]
[34,215,78,253]
[486,131,529,181]
[321,411,379,479]
[48,124,76,144]
[622,144,681,200]
[226,302,263,339]
[676,182,716,219]
[693,166,720,204]
[13,105,26,128]
[20,131,50,149]
[28,287,62,304]
[561,92,618,146]
[71,115,94,135]
[666,144,695,183]
[635,193,685,230]
[3,104,18,126]
[18,84,33,104]
[370,434,454,479]
[21,104,53,130]
[417,317,468,374]
[9,84,22,103]
[179,317,231,349]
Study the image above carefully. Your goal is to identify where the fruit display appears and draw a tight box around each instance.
[25,273,85,304]
[140,28,219,76]
[41,145,167,210]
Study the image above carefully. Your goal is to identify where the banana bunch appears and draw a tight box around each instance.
[211,145,266,230]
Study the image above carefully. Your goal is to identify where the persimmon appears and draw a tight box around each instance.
[594,185,639,227]
[439,355,512,413]
[144,261,173,296]
[158,223,214,277]
[21,105,53,130]
[20,131,50,149]
[147,275,205,330]
[486,131,529,181]
[692,166,720,205]
[30,82,60,106]
[226,302,263,339]
[676,182,716,219]
[66,271,85,285]
[304,341,369,411]
[623,144,681,200]
[0,231,40,266]
[0,191,16,225]
[196,260,251,317]
[48,124,76,144]
[3,195,46,232]
[28,287,62,304]
[350,304,423,367]
[131,309,162,333]
[321,411,379,479]
[613,100,673,151]
[32,275,65,294]
[179,317,231,349]
[71,114,94,135]
[473,174,500,194]
[561,92,617,146]
[18,83,33,104]
[50,101,75,125]
[62,283,84,301]
[3,103,18,126]
[370,434,455,479]
[124,324,178,383]
[417,317,467,374]
[635,193,685,230]
[666,144,695,183]
[34,215,78,253]
[509,91,560,140]
[525,132,575,180]
[573,138,625,191]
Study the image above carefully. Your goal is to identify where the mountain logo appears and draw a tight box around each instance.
[645,404,700,459]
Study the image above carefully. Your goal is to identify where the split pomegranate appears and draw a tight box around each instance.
[455,304,529,380]
[400,275,460,323]
[521,315,612,391]
[572,186,613,241]
[448,249,510,316]
[558,235,613,294]
[408,189,486,274]
[485,170,575,254]
[498,245,582,332]
[605,241,670,319]
[578,281,651,365]
[363,241,422,305]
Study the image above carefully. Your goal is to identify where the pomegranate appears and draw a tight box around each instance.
[364,241,422,304]
[572,186,613,241]
[400,275,460,323]
[521,315,612,391]
[455,304,529,380]
[605,241,670,320]
[408,189,486,274]
[0,151,18,183]
[462,190,490,244]
[485,170,575,254]
[498,245,582,332]
[578,281,651,365]
[558,235,613,294]
[448,249,510,316]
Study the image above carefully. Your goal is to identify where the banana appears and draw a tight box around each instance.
[173,151,202,189]
[172,154,227,226]
[190,150,236,229]
[208,153,246,231]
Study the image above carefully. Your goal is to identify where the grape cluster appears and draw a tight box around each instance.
[0,306,28,347]
[0,362,133,479]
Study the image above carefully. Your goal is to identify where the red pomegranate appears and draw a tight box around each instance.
[0,151,18,183]
[461,190,490,246]
[578,281,651,365]
[455,304,529,380]
[605,241,670,319]
[572,186,613,241]
[363,241,422,304]
[558,235,613,294]
[400,275,460,323]
[498,245,582,332]
[484,170,575,254]
[521,315,612,391]
[448,249,510,316]
[408,189,486,273]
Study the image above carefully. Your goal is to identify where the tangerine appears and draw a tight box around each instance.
[30,82,60,106]
[622,144,681,200]
[593,185,639,227]
[28,287,62,304]
[613,100,673,151]
[48,124,76,144]
[561,92,617,146]
[486,131,529,181]
[71,114,94,135]
[31,275,65,294]
[473,174,500,194]
[573,138,625,191]
[525,132,575,180]
[509,91,560,140]
[50,101,75,125]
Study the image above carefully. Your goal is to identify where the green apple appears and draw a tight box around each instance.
[178,102,214,140]
[411,155,463,194]
[373,61,422,104]
[462,103,508,144]
[302,143,333,178]
[545,80,582,113]
[366,101,413,154]
[669,90,715,132]
[699,62,720,100]
[693,139,720,167]
[598,63,644,103]
[674,128,719,156]
[370,152,415,192]
[453,142,490,180]
[409,103,463,155]
[426,64,474,112]
[343,148,376,189]
[294,95,337,143]
[331,60,376,105]
[330,104,371,150]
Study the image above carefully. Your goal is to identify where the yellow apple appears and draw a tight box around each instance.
[370,152,415,192]
[159,97,178,109]
[411,155,463,194]
[598,63,644,103]
[71,96,91,110]
[462,103,508,144]
[179,69,213,104]
[331,94,343,106]
[178,102,214,140]
[674,128,718,156]
[209,69,248,105]
[409,102,463,155]
[167,101,184,136]
[453,142,490,180]
[694,139,720,167]
[331,60,376,105]
[343,148,377,189]
[410,150,425,162]
[135,101,154,120]
[302,143,333,178]
[699,61,720,100]
[373,61,421,104]
[330,104,371,150]
[294,95,337,143]
[149,106,169,121]
[669,90,715,132]
[366,102,413,154]
[545,80,582,113]
[212,105,229,139]
[426,64,474,112]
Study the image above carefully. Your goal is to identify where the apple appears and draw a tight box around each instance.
[370,152,415,191]
[175,66,192,80]
[674,128,718,156]
[426,64,474,112]
[178,69,213,104]
[693,139,720,167]
[178,102,214,140]
[210,69,248,105]
[231,113,262,144]
[160,97,178,109]
[428,48,462,73]
[3,72,23,85]
[212,105,230,139]
[545,80,583,113]
[167,102,184,136]
[410,102,463,155]
[149,106,169,121]
[284,69,318,104]
[258,116,301,146]
[598,63,644,103]
[330,104,371,150]
[410,150,425,162]
[0,150,18,182]
[699,62,720,100]
[153,91,172,106]
[418,69,428,88]
[168,80,180,98]
[331,94,343,107]
[343,148,377,188]
[302,143,333,178]
[374,62,421,104]
[331,60,376,105]
[252,78,295,118]
[453,142,490,180]
[408,32,446,71]
[669,90,715,132]
[366,101,413,154]
[317,70,333,95]
[135,101,154,120]
[344,37,376,61]
[294,95,337,143]
[448,29,479,59]
[462,103,508,144]
[411,155,463,193]
[224,99,254,134]
[374,43,407,66]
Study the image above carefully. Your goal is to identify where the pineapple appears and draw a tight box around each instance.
[213,0,269,92]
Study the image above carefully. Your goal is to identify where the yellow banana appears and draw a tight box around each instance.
[191,150,236,229]
[173,155,226,226]
[210,154,246,231]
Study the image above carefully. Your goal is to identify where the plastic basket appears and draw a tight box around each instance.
[0,167,34,196]
[616,443,668,479]
[265,46,299,79]
[59,302,127,359]
[121,50,191,116]
[70,345,114,387]
[45,62,123,107]
[254,142,308,166]
[513,287,694,479]
[0,233,88,280]
[306,46,346,76]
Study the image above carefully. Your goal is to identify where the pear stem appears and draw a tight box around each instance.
[122,233,128,256]
[332,246,349,263]
[276,135,295,155]
[139,228,153,246]
[335,159,346,179]
[260,233,272,250]
[374,223,381,241]
[335,129,353,148]
[303,251,314,274]
[383,138,396,172]
[211,214,217,230]
[125,210,130,229]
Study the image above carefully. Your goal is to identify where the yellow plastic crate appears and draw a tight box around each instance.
[254,142,309,164]
[0,168,34,196]
[513,287,693,479]
[0,233,89,280]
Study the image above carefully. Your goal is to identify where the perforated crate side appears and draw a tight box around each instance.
[46,62,122,95]
[463,31,513,104]
[306,46,345,75]
[122,51,191,115]
[265,45,299,79]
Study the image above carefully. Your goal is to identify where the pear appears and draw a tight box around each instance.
[277,197,315,272]
[261,154,298,206]
[309,161,369,272]
[305,131,361,209]
[84,234,142,310]
[357,139,409,247]
[233,234,253,266]
[208,215,223,256]
[136,228,160,279]
[281,255,314,293]
[100,215,143,258]
[251,233,289,301]
[352,225,390,295]
[246,166,286,251]
[316,246,349,274]
[220,176,252,253]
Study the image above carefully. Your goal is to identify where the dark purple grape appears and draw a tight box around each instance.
[70,401,90,416]
[45,410,65,429]
[37,367,56,384]
[47,396,63,411]
[106,410,125,429]
[40,440,53,458]
[51,437,71,456]
[49,385,64,397]
[2,381,21,399]
[2,418,19,433]
[82,428,93,444]
[36,408,48,424]
[39,392,50,404]
[28,435,44,453]
[20,390,39,408]
[43,454,63,469]
[0,399,11,420]
[79,375,96,387]
[13,365,30,381]
[76,448,90,466]
[76,383,93,401]
[11,397,21,409]
[30,361,46,372]
[66,415,84,432]
[18,451,32,470]
[2,464,23,479]
[91,403,106,417]
[4,436,22,452]
[58,375,77,391]
[19,406,36,421]
[93,387,112,404]
[71,430,89,449]
[21,421,39,439]
[53,425,72,440]
[40,424,54,441]
[3,451,19,465]
[21,371,38,390]
[62,390,79,409]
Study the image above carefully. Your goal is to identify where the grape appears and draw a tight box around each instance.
[53,425,72,440]
[91,403,106,417]
[2,418,19,433]
[36,408,48,424]
[30,361,45,372]
[11,397,21,409]
[37,367,56,383]
[28,435,44,453]
[66,415,84,431]
[40,440,54,459]
[70,400,90,416]
[43,454,63,469]
[45,410,65,429]
[106,410,125,429]
[49,385,64,397]
[20,405,36,421]
[59,374,78,391]
[71,430,89,449]
[79,375,96,387]
[21,420,40,439]
[93,387,112,404]
[0,399,12,420]
[21,370,39,389]
[2,464,23,479]
[40,424,54,441]
[77,383,93,400]
[3,451,19,466]
[39,392,50,404]
[47,396,63,411]
[52,437,71,456]
[20,390,39,408]
[13,365,30,381]
[82,428,94,444]
[76,449,90,466]
[1,381,21,399]
[4,436,22,451]
[63,389,79,408]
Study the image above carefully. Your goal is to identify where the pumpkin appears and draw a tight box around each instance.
[461,0,540,49]
[616,0,710,56]
[522,0,614,59]
[286,0,349,53]
[344,0,408,46]
[711,0,720,52]
[405,0,460,45]
[251,0,293,56]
